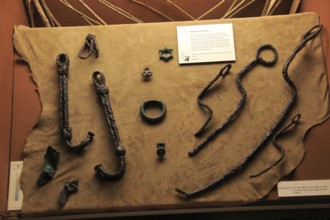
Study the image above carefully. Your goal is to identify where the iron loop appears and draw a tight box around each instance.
[140,100,167,123]
[256,44,278,67]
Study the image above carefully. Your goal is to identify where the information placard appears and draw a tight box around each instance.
[177,23,236,64]
[7,161,24,210]
[278,180,330,197]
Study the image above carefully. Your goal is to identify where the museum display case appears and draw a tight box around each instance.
[1,1,330,219]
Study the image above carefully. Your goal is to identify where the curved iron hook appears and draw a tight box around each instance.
[189,44,278,157]
[176,24,322,198]
[57,53,94,153]
[92,71,126,181]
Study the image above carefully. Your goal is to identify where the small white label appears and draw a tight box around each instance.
[177,23,236,64]
[278,180,330,197]
[7,161,24,211]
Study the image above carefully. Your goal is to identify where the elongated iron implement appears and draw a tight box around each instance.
[189,44,278,156]
[176,24,322,198]
[250,114,301,178]
[92,71,126,180]
[57,53,94,153]
[194,64,231,137]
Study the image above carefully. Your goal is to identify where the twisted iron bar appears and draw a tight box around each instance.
[189,44,278,157]
[92,71,126,181]
[250,114,301,178]
[176,24,322,198]
[194,64,231,137]
[57,53,94,153]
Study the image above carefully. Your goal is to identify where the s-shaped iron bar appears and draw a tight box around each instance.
[176,25,322,198]
[57,54,94,153]
[194,64,231,137]
[92,71,126,180]
[189,44,278,156]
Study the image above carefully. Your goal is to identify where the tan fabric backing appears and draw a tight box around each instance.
[13,12,329,216]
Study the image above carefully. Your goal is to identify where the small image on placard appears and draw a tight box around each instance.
[177,23,236,64]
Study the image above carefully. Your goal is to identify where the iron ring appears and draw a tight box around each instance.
[140,100,167,123]
[256,44,278,67]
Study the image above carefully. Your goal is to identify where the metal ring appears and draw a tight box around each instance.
[256,44,278,67]
[140,100,167,123]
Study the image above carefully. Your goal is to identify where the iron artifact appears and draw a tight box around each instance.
[159,47,173,62]
[194,64,231,137]
[58,179,79,206]
[140,100,167,123]
[37,146,60,187]
[189,44,278,157]
[141,67,153,80]
[92,71,126,181]
[175,25,322,198]
[156,142,166,159]
[57,53,94,153]
[250,114,301,178]
[78,34,99,59]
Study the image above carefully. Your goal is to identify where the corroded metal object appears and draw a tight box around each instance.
[58,179,79,206]
[189,44,278,157]
[78,34,99,59]
[37,146,60,187]
[57,54,94,153]
[156,142,166,159]
[140,100,167,123]
[250,114,301,178]
[176,25,322,198]
[194,64,231,137]
[92,71,126,181]
[159,47,173,62]
[141,67,153,80]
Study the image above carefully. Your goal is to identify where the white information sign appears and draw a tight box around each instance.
[7,161,24,211]
[177,23,236,64]
[278,180,330,197]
